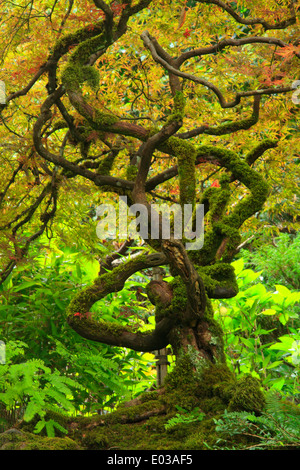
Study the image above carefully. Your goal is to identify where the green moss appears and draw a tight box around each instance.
[98,318,134,335]
[62,63,100,91]
[162,136,196,207]
[66,288,97,316]
[70,33,106,64]
[202,302,226,362]
[0,429,80,450]
[196,363,235,394]
[194,169,246,264]
[177,146,197,207]
[81,430,109,450]
[197,144,269,234]
[126,164,139,181]
[162,356,264,419]
[201,174,231,224]
[53,21,104,57]
[149,275,188,324]
[105,400,163,425]
[92,108,119,128]
[61,64,80,91]
[196,262,238,298]
[165,353,196,390]
[45,367,266,451]
[163,354,200,412]
[67,254,161,319]
[166,91,186,124]
[246,138,277,165]
[59,25,120,132]
[202,110,259,136]
[140,390,159,403]
[97,152,117,175]
[61,31,106,92]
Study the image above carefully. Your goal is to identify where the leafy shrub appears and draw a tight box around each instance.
[214,258,300,398]
[0,245,156,418]
[0,341,84,436]
[241,232,300,290]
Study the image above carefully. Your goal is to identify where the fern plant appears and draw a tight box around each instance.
[50,338,143,412]
[0,341,84,437]
[213,392,300,450]
[164,406,205,430]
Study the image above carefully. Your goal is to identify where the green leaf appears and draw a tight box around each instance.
[232,258,244,276]
[274,285,291,296]
[240,269,263,283]
[12,281,42,292]
[23,399,44,422]
[34,419,46,435]
[269,336,295,351]
[239,337,254,348]
[243,283,266,297]
[266,360,283,369]
[270,377,285,391]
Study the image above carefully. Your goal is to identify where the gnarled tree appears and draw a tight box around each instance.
[1,0,299,411]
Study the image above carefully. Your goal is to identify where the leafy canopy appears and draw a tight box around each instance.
[0,0,299,356]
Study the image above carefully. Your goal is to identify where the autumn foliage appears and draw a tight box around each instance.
[0,0,299,366]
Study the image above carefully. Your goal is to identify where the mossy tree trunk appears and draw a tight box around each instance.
[61,16,271,382]
[66,236,237,381]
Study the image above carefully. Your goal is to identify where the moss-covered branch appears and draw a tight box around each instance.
[177,95,261,139]
[67,313,172,352]
[66,252,173,351]
[194,142,270,264]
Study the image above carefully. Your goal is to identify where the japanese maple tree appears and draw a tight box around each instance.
[0,0,299,399]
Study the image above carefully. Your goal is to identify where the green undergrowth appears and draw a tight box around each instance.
[3,359,299,450]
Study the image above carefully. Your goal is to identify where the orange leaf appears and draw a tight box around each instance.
[276,44,300,59]
[177,1,187,29]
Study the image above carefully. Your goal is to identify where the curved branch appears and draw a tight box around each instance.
[197,144,269,228]
[195,143,271,263]
[245,139,278,166]
[99,238,135,273]
[66,252,173,351]
[32,87,135,191]
[141,31,295,109]
[132,109,183,206]
[0,176,58,285]
[177,95,261,139]
[176,36,291,66]
[67,314,172,352]
[0,162,23,207]
[3,21,108,106]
